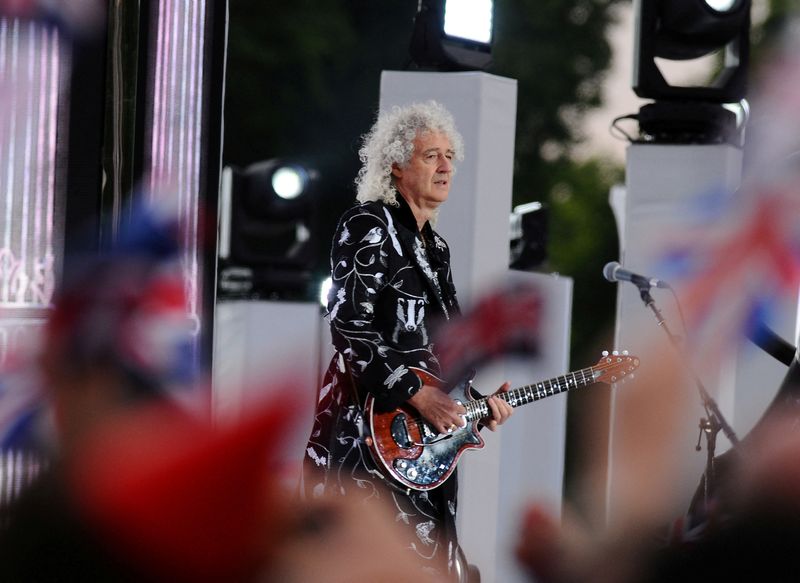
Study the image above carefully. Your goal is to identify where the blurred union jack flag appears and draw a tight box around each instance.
[433,279,542,386]
[0,195,200,453]
[0,352,46,451]
[655,25,800,368]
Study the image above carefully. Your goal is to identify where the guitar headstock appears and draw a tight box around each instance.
[593,350,639,385]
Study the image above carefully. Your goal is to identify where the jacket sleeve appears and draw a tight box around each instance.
[326,207,423,411]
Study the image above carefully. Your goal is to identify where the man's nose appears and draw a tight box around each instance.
[439,155,453,172]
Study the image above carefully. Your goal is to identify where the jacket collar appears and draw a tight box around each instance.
[389,194,447,263]
[385,194,451,320]
[389,192,424,234]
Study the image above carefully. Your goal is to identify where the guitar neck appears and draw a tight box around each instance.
[464,366,600,421]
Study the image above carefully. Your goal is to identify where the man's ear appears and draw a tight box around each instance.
[391,164,402,178]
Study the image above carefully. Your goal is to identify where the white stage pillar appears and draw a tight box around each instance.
[605,143,798,525]
[212,300,323,485]
[608,144,739,523]
[380,71,570,583]
[490,271,572,583]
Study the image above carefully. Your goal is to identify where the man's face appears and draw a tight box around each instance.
[392,131,455,209]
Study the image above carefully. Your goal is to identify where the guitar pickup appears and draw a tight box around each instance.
[390,413,413,448]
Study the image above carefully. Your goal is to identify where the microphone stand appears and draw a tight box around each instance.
[635,284,739,508]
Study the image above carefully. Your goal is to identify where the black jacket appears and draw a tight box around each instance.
[304,196,463,573]
[326,196,460,411]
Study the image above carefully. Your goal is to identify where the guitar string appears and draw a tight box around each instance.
[403,359,633,428]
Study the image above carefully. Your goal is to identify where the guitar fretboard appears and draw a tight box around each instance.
[464,366,600,421]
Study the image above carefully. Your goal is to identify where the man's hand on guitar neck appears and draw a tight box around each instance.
[408,384,466,435]
[484,382,513,431]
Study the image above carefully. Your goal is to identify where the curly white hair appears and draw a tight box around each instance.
[355,100,465,205]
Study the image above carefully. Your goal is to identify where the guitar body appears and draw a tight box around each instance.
[364,367,483,491]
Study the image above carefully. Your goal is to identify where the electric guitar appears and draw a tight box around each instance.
[363,351,639,491]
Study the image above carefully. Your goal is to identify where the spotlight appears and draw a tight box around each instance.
[271,165,309,200]
[633,0,751,103]
[409,0,494,71]
[218,159,319,300]
[444,0,493,44]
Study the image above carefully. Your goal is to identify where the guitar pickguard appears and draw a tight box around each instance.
[390,415,481,487]
[389,412,414,448]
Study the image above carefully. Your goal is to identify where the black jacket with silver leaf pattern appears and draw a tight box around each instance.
[326,196,460,411]
[303,196,463,577]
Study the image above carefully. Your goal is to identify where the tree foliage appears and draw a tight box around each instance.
[545,158,622,358]
[492,0,623,207]
[224,1,417,167]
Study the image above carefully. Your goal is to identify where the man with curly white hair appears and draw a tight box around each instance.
[304,100,512,581]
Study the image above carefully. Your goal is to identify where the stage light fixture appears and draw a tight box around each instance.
[509,201,548,271]
[633,0,751,103]
[319,277,332,309]
[409,0,494,71]
[218,159,319,300]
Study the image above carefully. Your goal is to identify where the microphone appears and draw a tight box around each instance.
[603,261,670,289]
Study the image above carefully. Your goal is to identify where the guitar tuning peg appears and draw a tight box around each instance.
[602,350,609,357]
[612,350,619,356]
[622,350,629,356]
